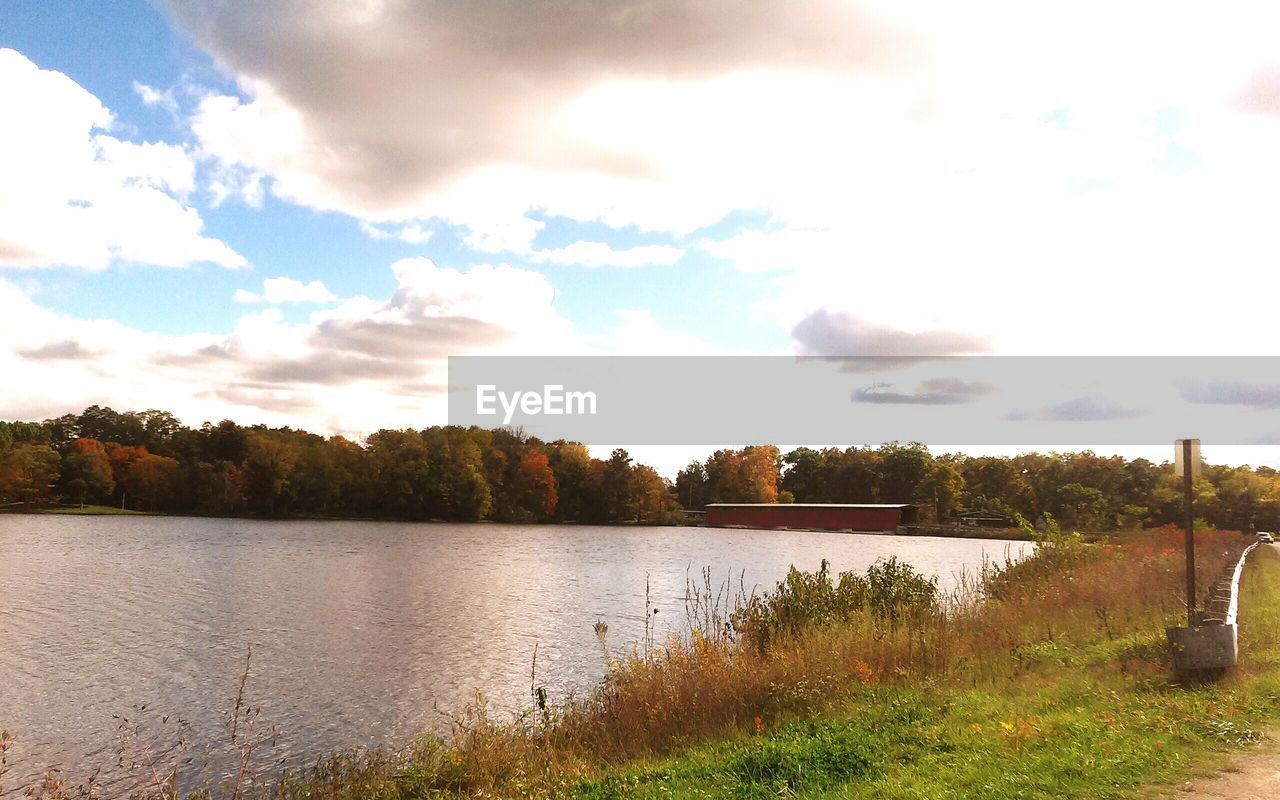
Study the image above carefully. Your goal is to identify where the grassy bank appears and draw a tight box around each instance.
[571,544,1280,799]
[32,503,153,515]
[6,529,1277,799]
[896,522,1032,541]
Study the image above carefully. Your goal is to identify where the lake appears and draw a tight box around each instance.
[0,515,1026,790]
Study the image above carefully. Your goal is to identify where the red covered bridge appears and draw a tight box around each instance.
[703,503,918,532]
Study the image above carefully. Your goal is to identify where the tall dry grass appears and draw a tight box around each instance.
[532,527,1243,763]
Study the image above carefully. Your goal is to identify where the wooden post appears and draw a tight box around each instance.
[1183,438,1196,627]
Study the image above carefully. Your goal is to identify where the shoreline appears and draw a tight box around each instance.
[4,505,1044,540]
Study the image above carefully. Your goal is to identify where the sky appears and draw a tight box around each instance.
[4,1,1280,473]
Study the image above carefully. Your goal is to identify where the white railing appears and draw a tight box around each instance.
[1225,543,1258,626]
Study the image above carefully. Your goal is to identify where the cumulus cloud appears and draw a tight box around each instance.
[1043,398,1139,422]
[0,243,743,436]
[530,241,683,268]
[1179,380,1280,409]
[165,0,909,214]
[46,0,1280,366]
[17,340,99,361]
[1007,398,1140,423]
[140,1,1280,360]
[0,49,244,270]
[234,277,338,304]
[853,378,991,405]
[0,257,579,432]
[3,252,743,435]
[792,309,990,357]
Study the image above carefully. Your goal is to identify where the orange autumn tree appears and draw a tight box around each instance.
[109,444,179,510]
[0,444,60,505]
[512,449,558,522]
[62,438,115,507]
[705,446,781,504]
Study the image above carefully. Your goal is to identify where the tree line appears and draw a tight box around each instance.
[2,406,1278,531]
[0,406,676,523]
[676,443,1280,532]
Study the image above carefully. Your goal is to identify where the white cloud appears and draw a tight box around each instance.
[530,241,683,268]
[0,49,245,270]
[396,223,432,244]
[133,81,179,116]
[164,0,911,249]
[0,250,728,434]
[94,137,195,194]
[0,256,584,434]
[587,309,722,355]
[701,228,839,274]
[167,0,904,202]
[234,277,338,304]
[358,220,433,245]
[791,309,990,357]
[146,2,1280,356]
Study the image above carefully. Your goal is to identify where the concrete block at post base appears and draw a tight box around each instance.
[1166,624,1238,671]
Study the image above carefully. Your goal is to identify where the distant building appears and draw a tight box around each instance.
[951,508,1010,527]
[703,503,917,532]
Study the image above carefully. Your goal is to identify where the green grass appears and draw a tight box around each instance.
[35,503,153,515]
[571,546,1280,799]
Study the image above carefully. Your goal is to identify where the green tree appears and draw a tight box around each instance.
[1051,482,1108,530]
[549,441,592,521]
[0,444,60,505]
[830,447,880,503]
[243,431,300,515]
[138,409,183,454]
[189,459,247,515]
[76,405,145,446]
[876,442,932,504]
[600,449,634,522]
[917,458,964,522]
[365,429,430,518]
[423,426,493,520]
[630,464,671,522]
[676,460,709,509]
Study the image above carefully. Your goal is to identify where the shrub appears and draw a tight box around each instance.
[731,557,938,652]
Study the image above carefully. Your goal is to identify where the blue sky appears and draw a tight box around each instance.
[4,1,1280,471]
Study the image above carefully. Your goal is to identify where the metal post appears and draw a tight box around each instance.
[1183,438,1196,626]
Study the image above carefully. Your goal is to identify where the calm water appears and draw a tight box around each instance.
[0,515,1025,788]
